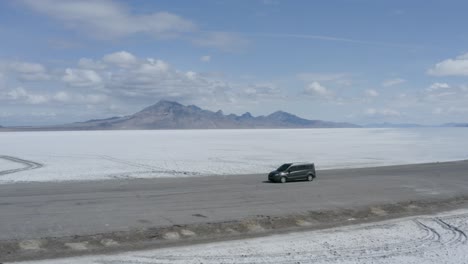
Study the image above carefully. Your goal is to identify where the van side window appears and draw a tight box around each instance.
[289,166,298,172]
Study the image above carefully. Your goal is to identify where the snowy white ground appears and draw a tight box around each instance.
[12,209,468,264]
[0,157,21,172]
[0,128,468,183]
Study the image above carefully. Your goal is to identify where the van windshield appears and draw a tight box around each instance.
[277,163,292,172]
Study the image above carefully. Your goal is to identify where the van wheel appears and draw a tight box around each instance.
[307,175,314,181]
[280,177,287,183]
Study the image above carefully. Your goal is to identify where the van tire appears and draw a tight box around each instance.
[280,177,287,183]
[307,175,314,181]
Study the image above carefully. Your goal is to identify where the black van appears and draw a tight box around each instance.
[268,163,316,183]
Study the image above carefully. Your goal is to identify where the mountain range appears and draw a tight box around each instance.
[0,100,359,131]
[2,101,467,131]
[67,100,360,129]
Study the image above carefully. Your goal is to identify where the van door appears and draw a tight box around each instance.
[297,165,307,179]
[288,166,301,180]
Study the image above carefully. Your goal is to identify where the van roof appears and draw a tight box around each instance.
[290,162,314,166]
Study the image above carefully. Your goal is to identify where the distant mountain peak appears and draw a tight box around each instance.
[241,112,253,118]
[268,110,301,120]
[138,100,184,113]
[155,100,183,107]
[271,110,287,114]
[187,104,202,111]
[269,110,294,116]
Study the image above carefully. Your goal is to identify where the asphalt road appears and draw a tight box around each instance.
[1,160,468,242]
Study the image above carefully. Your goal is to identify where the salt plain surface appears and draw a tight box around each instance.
[0,157,22,172]
[12,209,468,264]
[0,128,467,183]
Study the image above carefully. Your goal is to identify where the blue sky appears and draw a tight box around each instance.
[1,0,468,126]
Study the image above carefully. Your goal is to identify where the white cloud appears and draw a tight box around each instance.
[27,94,49,104]
[22,1,249,51]
[458,53,468,60]
[63,68,103,88]
[304,81,333,96]
[53,91,71,102]
[447,106,468,114]
[433,106,468,115]
[242,83,279,98]
[365,89,379,97]
[1,52,287,121]
[83,52,282,105]
[77,94,108,104]
[6,87,27,100]
[103,51,137,67]
[422,83,467,104]
[30,111,57,117]
[422,83,468,110]
[200,55,211,62]
[8,61,50,81]
[365,108,401,117]
[5,87,49,104]
[427,82,450,92]
[12,89,108,105]
[428,53,468,76]
[382,78,406,87]
[79,51,138,70]
[138,59,170,74]
[78,58,106,70]
[105,57,230,101]
[21,0,196,39]
[297,72,351,86]
[186,71,197,80]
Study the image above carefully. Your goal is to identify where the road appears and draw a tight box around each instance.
[2,160,468,243]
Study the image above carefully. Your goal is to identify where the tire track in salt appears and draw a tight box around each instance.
[96,221,441,263]
[414,219,441,243]
[435,218,467,245]
[94,216,468,264]
[0,155,43,176]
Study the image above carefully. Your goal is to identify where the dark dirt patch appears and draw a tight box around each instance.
[192,213,208,218]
